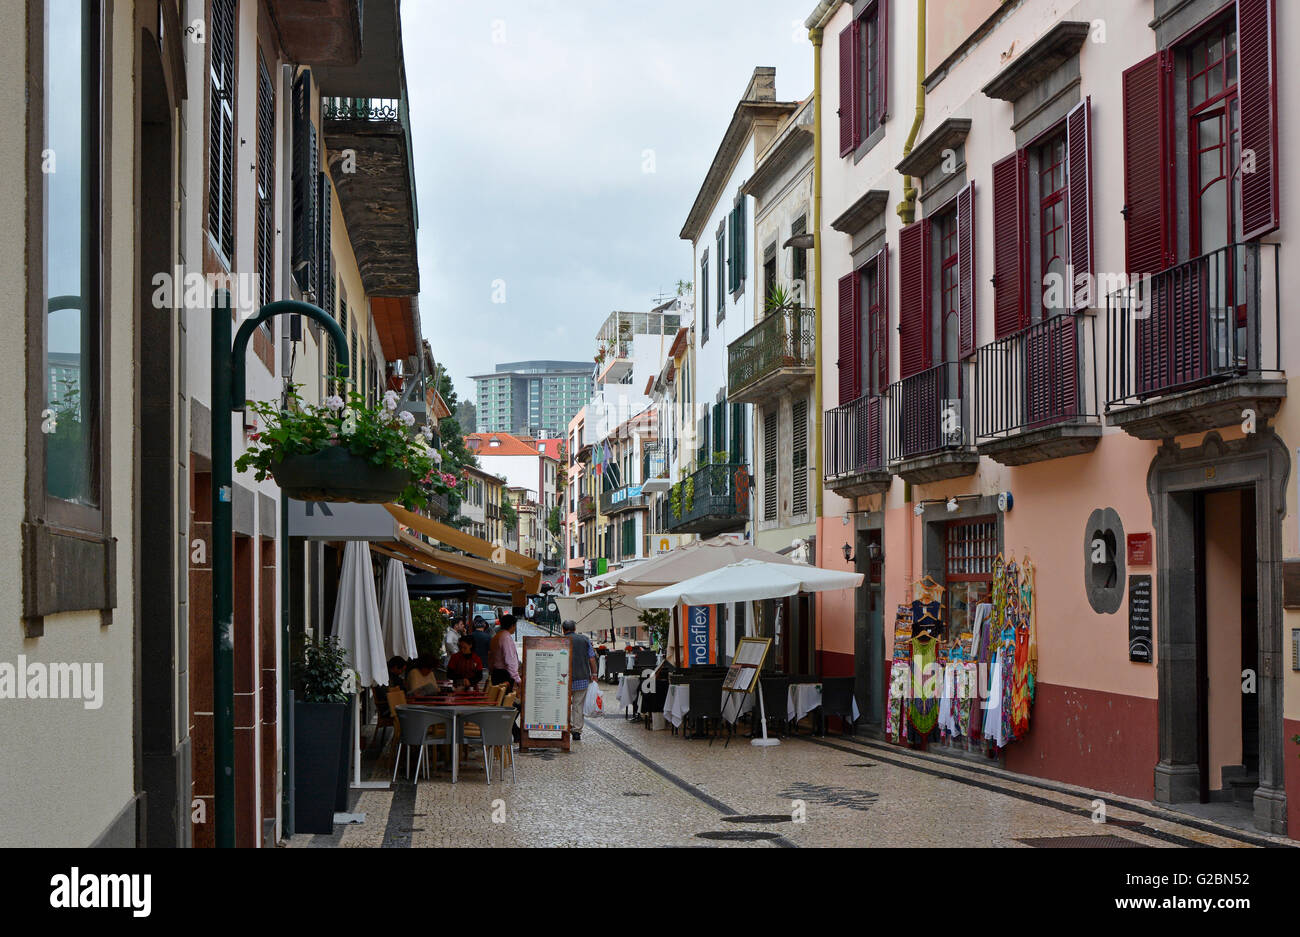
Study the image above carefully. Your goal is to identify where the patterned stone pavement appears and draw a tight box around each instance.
[285,690,1295,849]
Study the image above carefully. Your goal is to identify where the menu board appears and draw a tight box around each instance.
[1128,575,1153,663]
[723,637,772,695]
[522,636,572,750]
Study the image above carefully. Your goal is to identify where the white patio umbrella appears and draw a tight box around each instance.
[331,540,389,688]
[379,557,418,660]
[633,558,863,608]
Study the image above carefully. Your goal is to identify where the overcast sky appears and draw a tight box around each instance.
[402,0,814,399]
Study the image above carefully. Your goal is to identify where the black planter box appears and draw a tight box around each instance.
[271,446,410,503]
[293,700,349,834]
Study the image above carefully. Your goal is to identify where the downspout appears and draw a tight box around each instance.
[897,0,926,226]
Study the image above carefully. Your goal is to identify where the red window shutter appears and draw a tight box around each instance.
[877,0,890,125]
[875,245,889,394]
[898,219,931,379]
[837,272,861,404]
[1237,0,1279,240]
[839,21,861,156]
[1065,97,1093,310]
[957,181,975,356]
[1122,51,1173,274]
[991,151,1027,338]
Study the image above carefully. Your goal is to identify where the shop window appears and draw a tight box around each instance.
[945,517,997,635]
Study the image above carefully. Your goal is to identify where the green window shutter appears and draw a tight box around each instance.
[730,403,743,464]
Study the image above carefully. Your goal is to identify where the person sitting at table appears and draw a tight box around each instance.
[405,654,440,697]
[446,636,483,690]
[386,656,409,688]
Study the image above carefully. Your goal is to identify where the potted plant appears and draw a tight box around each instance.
[292,636,353,834]
[236,387,453,510]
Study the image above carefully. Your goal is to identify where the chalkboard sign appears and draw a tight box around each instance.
[1128,575,1153,663]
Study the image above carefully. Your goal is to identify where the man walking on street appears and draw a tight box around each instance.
[563,620,597,740]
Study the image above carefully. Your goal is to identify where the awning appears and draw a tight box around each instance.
[383,503,541,594]
[371,530,535,602]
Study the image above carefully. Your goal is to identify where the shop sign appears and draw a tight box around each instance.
[286,499,397,541]
[684,604,716,667]
[1128,575,1153,663]
[1127,533,1152,566]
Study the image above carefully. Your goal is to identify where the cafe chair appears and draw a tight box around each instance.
[392,706,453,783]
[382,688,408,757]
[370,686,396,752]
[460,710,518,783]
[757,675,791,739]
[687,678,727,747]
[817,677,858,737]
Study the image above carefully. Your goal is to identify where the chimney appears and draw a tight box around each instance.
[742,66,777,103]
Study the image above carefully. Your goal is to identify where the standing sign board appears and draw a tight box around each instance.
[723,637,771,695]
[684,604,716,667]
[521,635,571,750]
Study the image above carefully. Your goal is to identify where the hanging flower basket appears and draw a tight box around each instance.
[271,445,412,504]
[235,387,454,512]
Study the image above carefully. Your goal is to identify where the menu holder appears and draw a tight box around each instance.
[521,635,572,752]
[722,637,771,695]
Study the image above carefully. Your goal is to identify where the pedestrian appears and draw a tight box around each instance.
[468,616,492,661]
[488,614,521,692]
[563,620,597,740]
[443,617,463,663]
[446,636,484,690]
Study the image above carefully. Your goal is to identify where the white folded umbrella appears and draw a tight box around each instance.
[331,541,389,687]
[633,558,863,608]
[379,557,418,660]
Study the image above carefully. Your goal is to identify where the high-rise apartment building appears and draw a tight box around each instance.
[472,360,593,438]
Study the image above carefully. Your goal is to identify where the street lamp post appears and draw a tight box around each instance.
[211,290,349,848]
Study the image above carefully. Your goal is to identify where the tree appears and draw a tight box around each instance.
[501,497,518,534]
[431,368,479,527]
[546,504,562,538]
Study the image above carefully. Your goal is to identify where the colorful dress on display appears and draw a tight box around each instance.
[1022,558,1037,700]
[982,647,1007,747]
[911,578,945,638]
[957,661,978,737]
[998,626,1016,744]
[907,634,940,736]
[886,659,909,742]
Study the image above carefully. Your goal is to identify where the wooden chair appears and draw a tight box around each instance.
[370,686,396,752]
[485,684,506,705]
[384,688,407,757]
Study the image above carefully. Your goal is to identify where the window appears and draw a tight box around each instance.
[26,0,114,630]
[991,101,1090,335]
[762,411,777,522]
[208,0,236,260]
[255,56,275,311]
[700,251,709,327]
[715,223,725,320]
[1121,1,1278,271]
[791,216,808,298]
[945,517,997,635]
[763,247,777,306]
[791,399,808,516]
[897,182,974,379]
[726,198,746,300]
[839,0,889,156]
[936,208,960,365]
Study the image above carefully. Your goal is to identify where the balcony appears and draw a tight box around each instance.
[1106,243,1284,439]
[426,492,450,520]
[601,484,649,515]
[322,95,419,296]
[886,362,979,484]
[577,494,596,522]
[824,395,891,497]
[665,463,750,536]
[641,442,671,493]
[975,314,1101,466]
[267,0,362,66]
[727,308,816,404]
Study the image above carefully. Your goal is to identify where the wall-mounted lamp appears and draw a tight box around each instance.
[913,503,924,517]
[783,233,816,250]
[866,542,882,561]
[842,542,855,564]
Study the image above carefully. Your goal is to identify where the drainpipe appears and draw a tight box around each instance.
[810,20,826,526]
[897,0,927,226]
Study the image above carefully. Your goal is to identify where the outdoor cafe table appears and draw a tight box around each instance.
[399,701,514,783]
[662,684,754,730]
[615,673,641,716]
[787,682,860,727]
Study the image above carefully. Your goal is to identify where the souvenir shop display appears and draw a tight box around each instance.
[887,553,1037,752]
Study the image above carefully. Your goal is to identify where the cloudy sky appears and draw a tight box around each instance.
[402,0,814,399]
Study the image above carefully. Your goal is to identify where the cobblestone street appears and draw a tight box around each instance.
[287,691,1293,849]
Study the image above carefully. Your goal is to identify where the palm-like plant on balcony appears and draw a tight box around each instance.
[764,285,802,366]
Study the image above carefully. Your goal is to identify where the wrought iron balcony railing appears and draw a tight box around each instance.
[600,485,648,515]
[665,462,750,535]
[886,361,971,463]
[577,494,596,521]
[321,97,403,122]
[727,307,815,400]
[975,313,1099,440]
[825,394,885,478]
[1106,242,1281,408]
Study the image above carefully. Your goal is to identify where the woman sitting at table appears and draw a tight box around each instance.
[446,636,483,690]
[405,654,441,697]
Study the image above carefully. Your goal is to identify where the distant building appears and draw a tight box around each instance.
[472,360,593,438]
